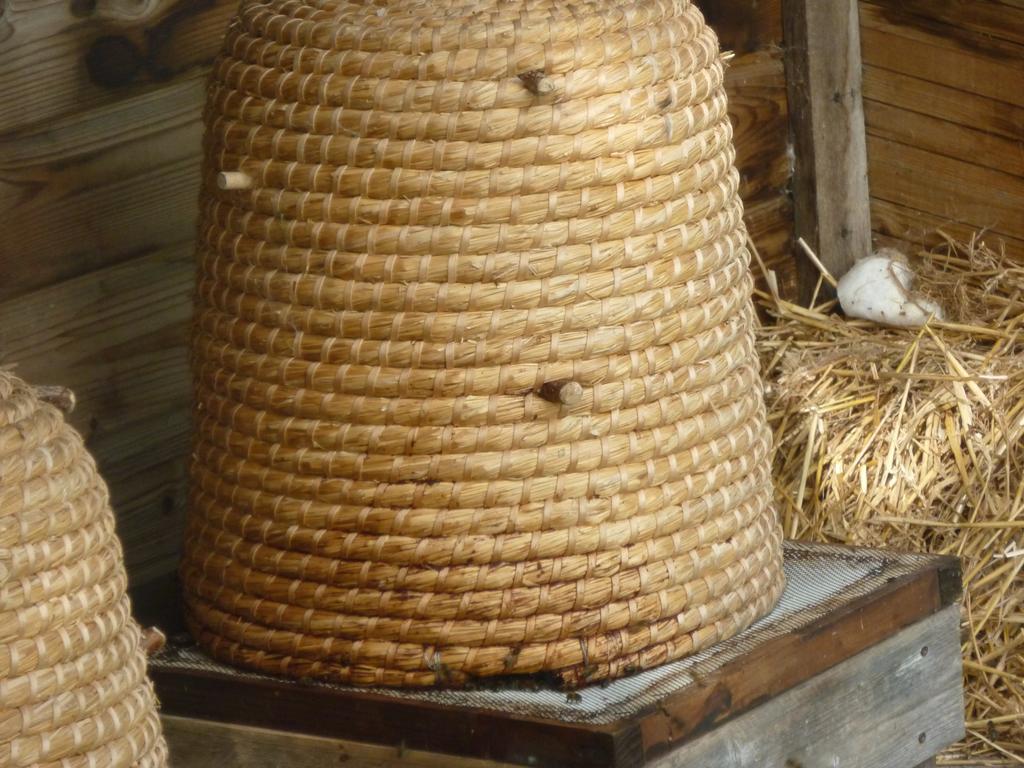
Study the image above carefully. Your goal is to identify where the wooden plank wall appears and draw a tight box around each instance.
[707,0,797,293]
[859,0,1024,260]
[0,0,239,627]
[0,0,795,629]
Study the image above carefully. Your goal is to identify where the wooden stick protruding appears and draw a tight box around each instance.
[518,69,555,96]
[141,627,167,656]
[537,380,584,405]
[34,385,76,414]
[217,172,253,190]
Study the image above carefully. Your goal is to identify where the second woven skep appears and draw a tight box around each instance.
[182,0,785,688]
[0,371,168,767]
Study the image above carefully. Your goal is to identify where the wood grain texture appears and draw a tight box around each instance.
[726,50,792,202]
[0,0,233,134]
[648,605,965,768]
[861,0,1024,63]
[0,245,193,587]
[0,75,204,303]
[859,0,1024,262]
[636,555,953,761]
[871,198,1024,263]
[870,0,1024,46]
[865,100,1024,179]
[721,47,796,295]
[783,0,872,295]
[160,715,522,768]
[863,65,1024,143]
[160,715,966,768]
[859,3,1024,109]
[867,136,1024,244]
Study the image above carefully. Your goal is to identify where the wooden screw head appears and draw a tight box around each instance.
[216,171,253,190]
[537,380,584,406]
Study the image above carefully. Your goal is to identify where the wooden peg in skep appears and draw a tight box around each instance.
[216,171,253,190]
[537,379,584,405]
[33,384,76,414]
[518,69,555,95]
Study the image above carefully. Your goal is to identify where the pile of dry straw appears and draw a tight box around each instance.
[754,234,1024,764]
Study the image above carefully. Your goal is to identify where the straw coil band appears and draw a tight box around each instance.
[183,0,785,687]
[0,371,168,766]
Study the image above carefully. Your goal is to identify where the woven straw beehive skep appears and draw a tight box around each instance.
[0,370,169,767]
[182,0,786,688]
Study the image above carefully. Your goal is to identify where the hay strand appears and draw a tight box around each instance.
[758,236,1024,764]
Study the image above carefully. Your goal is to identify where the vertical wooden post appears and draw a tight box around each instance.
[783,0,872,301]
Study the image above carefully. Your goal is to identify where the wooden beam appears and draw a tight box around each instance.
[648,605,965,768]
[149,547,960,768]
[160,715,522,768]
[159,606,964,768]
[782,0,872,298]
[634,555,951,759]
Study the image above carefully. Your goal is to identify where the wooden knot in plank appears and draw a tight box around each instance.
[84,35,144,88]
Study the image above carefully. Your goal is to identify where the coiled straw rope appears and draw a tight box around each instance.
[0,371,169,767]
[182,0,785,688]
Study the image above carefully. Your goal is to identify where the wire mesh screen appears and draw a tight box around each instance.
[152,542,933,724]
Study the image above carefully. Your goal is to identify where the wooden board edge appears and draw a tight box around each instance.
[159,713,525,768]
[151,665,621,768]
[782,0,873,300]
[631,555,956,763]
[150,550,963,768]
[645,605,965,767]
[158,608,964,768]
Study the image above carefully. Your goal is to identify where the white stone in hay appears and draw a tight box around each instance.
[837,249,944,327]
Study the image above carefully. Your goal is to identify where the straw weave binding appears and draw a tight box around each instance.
[0,371,169,766]
[182,0,786,688]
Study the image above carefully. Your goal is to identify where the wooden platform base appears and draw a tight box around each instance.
[153,543,965,768]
